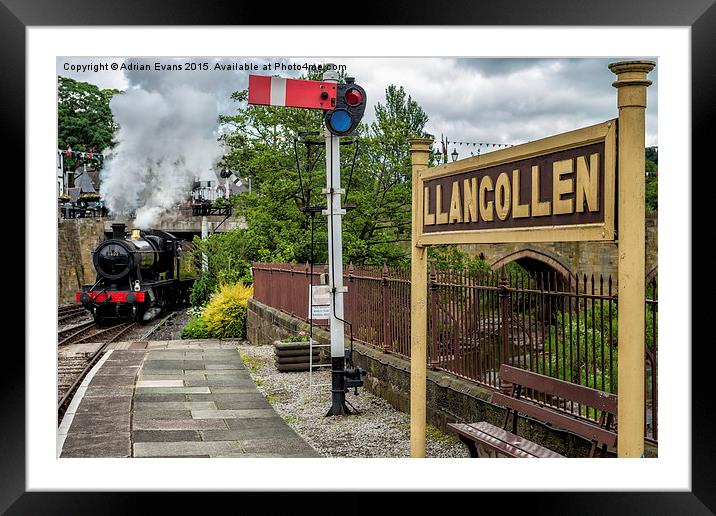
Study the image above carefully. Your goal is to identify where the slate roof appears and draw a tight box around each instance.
[74,170,97,193]
[68,187,81,203]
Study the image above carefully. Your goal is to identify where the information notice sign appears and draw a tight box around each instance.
[309,285,331,320]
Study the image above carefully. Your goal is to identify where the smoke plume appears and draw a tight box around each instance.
[100,60,225,228]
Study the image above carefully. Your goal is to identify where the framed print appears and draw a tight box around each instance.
[4,0,710,513]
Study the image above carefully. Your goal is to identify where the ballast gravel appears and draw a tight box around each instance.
[235,341,470,458]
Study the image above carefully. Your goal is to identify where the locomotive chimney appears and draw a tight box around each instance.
[111,222,126,239]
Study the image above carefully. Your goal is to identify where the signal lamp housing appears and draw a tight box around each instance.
[324,81,366,136]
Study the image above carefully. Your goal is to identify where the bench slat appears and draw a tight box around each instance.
[469,422,564,458]
[501,365,617,414]
[448,422,563,458]
[491,392,618,447]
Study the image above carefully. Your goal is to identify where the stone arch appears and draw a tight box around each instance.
[490,247,574,284]
[490,247,575,324]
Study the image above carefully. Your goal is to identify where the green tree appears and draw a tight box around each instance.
[216,79,429,265]
[344,85,430,265]
[57,76,121,181]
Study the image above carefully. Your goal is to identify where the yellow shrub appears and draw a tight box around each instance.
[202,282,253,339]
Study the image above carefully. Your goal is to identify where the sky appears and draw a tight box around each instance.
[57,56,658,154]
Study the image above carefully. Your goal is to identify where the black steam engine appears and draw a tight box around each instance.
[77,223,195,323]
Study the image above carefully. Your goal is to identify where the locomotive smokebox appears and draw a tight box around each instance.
[111,223,126,239]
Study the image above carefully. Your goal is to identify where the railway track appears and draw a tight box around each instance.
[58,321,135,347]
[57,321,137,423]
[57,321,97,346]
[57,305,89,324]
[57,310,179,425]
[141,310,179,340]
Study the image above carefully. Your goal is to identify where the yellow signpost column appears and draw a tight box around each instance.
[409,138,433,458]
[609,60,655,458]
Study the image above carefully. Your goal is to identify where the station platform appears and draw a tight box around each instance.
[58,340,320,458]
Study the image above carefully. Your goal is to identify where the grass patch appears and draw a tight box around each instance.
[395,421,459,444]
[426,424,459,444]
[240,353,266,374]
[283,415,297,425]
[266,392,285,404]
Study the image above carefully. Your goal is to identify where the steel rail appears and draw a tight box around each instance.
[57,321,97,346]
[140,311,178,340]
[68,322,135,346]
[57,322,137,423]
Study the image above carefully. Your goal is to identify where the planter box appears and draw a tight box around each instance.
[273,340,326,372]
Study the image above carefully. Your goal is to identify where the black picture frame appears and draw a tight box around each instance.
[5,0,710,513]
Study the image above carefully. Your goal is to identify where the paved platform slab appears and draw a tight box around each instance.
[59,340,320,458]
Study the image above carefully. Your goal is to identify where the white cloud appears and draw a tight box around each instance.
[57,56,659,154]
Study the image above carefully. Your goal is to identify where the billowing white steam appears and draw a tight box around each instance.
[101,81,222,229]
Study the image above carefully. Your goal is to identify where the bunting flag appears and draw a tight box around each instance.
[59,148,105,160]
[436,139,515,149]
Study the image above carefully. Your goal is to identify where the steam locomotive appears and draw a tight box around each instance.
[76,223,196,323]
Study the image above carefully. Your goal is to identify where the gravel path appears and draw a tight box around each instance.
[235,342,469,458]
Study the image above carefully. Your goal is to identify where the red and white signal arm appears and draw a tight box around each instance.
[248,75,338,110]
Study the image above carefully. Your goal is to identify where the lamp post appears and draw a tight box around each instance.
[451,148,459,162]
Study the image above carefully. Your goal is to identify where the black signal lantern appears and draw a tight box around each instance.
[324,78,366,137]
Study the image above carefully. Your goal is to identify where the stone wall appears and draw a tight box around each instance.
[247,298,657,457]
[57,218,106,304]
[462,213,658,280]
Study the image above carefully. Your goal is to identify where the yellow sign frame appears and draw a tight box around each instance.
[417,119,617,245]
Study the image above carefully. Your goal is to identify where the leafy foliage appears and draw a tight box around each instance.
[189,228,255,306]
[180,315,211,339]
[215,78,430,272]
[280,331,310,343]
[189,272,216,307]
[201,282,253,339]
[428,245,492,273]
[57,76,121,175]
[545,301,618,392]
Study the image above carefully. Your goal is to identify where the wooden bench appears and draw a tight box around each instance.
[448,365,618,458]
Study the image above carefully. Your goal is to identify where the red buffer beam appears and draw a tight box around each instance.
[248,75,337,110]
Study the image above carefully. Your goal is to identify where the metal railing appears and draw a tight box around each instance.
[252,262,658,441]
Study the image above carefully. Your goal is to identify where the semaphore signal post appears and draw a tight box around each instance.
[248,69,367,416]
[408,60,655,458]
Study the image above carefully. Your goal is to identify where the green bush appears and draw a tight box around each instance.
[202,282,253,339]
[181,315,211,339]
[544,301,618,392]
[190,273,216,307]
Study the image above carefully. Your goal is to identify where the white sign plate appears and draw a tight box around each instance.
[309,285,331,320]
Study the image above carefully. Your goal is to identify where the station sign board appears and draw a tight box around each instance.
[309,285,331,320]
[417,119,616,244]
